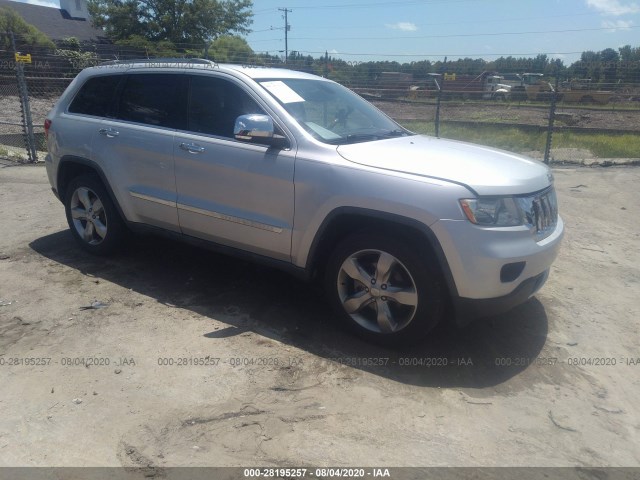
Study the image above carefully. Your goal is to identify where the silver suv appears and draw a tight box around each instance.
[44,59,564,344]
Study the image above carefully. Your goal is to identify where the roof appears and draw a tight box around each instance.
[86,60,327,81]
[0,0,107,42]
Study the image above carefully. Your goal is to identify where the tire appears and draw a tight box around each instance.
[324,233,444,345]
[64,174,127,255]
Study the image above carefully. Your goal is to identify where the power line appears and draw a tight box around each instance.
[269,11,604,30]
[293,50,585,58]
[283,25,640,41]
[248,47,587,59]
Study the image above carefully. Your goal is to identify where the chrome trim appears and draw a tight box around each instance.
[177,203,284,234]
[130,192,177,208]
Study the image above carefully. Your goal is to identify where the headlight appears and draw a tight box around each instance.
[459,197,523,226]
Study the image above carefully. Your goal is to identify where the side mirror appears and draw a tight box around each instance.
[234,114,288,149]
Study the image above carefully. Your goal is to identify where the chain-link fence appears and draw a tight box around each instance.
[344,67,640,165]
[1,32,639,165]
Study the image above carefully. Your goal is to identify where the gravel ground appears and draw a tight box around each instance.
[0,163,638,469]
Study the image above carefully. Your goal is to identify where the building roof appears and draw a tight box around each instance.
[0,0,107,42]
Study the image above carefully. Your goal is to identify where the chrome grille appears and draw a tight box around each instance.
[517,187,558,240]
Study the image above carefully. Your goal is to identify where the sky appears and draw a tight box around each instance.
[12,0,640,64]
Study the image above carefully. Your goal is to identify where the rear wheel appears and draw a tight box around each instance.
[64,174,126,255]
[325,233,444,345]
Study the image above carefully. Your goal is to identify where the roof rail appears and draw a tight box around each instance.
[99,58,216,66]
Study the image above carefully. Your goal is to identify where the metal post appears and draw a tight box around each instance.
[544,75,559,165]
[324,50,328,77]
[11,31,37,163]
[435,78,442,138]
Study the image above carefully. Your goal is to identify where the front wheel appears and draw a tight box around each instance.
[64,174,126,255]
[324,234,444,345]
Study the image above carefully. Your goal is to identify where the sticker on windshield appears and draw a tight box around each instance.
[261,81,305,104]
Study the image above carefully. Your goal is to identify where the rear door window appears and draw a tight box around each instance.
[116,74,185,129]
[68,74,122,117]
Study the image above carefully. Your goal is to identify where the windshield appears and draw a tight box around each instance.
[258,78,413,145]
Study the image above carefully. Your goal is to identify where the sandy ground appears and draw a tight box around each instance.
[0,163,638,468]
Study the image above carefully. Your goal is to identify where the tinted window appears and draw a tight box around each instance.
[187,75,265,138]
[68,75,121,117]
[117,74,184,128]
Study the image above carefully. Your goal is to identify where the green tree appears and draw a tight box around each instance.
[88,0,253,45]
[617,45,640,86]
[209,35,253,63]
[599,47,619,84]
[114,35,182,57]
[0,7,55,48]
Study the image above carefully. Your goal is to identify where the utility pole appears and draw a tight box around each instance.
[278,7,292,63]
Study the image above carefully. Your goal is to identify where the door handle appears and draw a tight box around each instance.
[98,128,119,138]
[179,142,205,154]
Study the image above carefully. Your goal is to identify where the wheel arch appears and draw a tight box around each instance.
[57,156,128,224]
[305,207,459,298]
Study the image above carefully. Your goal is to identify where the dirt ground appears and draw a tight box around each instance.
[372,100,640,131]
[0,163,639,469]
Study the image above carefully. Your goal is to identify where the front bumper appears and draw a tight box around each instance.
[453,269,549,327]
[430,214,563,326]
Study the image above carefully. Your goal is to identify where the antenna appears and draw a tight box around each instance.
[278,7,292,63]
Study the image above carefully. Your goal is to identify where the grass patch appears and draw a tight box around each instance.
[553,131,640,158]
[402,121,640,158]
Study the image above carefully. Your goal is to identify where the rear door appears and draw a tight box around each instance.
[173,73,295,261]
[58,74,122,177]
[92,72,186,231]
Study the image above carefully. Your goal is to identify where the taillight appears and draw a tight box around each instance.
[44,119,52,139]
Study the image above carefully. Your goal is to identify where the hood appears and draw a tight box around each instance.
[336,135,552,196]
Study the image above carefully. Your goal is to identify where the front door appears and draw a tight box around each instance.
[174,74,295,261]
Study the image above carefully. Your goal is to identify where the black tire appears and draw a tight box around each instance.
[64,174,127,255]
[324,233,444,346]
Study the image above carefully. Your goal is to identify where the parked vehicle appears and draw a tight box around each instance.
[560,78,614,104]
[440,71,512,100]
[508,73,614,104]
[506,73,555,102]
[44,59,564,345]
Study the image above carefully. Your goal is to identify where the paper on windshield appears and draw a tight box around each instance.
[261,81,305,104]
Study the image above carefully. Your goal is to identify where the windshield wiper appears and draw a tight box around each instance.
[381,129,411,138]
[327,129,413,145]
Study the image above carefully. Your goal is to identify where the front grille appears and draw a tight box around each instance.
[517,187,558,240]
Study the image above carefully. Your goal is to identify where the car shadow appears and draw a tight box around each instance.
[30,231,549,389]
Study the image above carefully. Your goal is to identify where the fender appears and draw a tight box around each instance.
[306,206,459,298]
